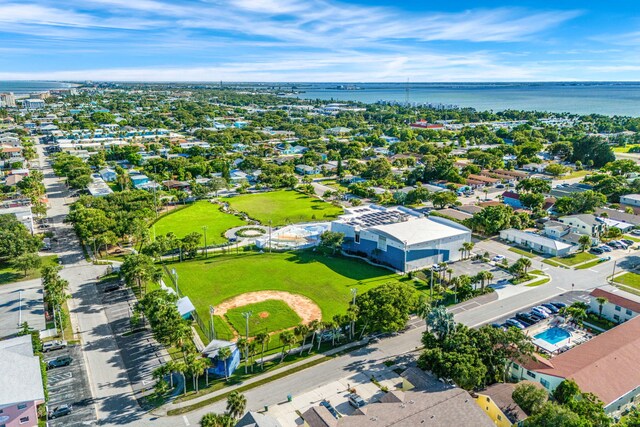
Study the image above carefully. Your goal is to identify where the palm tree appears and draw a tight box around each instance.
[316,321,327,351]
[218,346,232,380]
[202,357,212,387]
[200,413,234,427]
[520,258,532,276]
[294,324,310,354]
[462,241,474,259]
[236,337,248,372]
[579,234,592,252]
[426,306,455,341]
[596,297,608,318]
[307,320,320,354]
[446,268,453,284]
[255,332,270,369]
[279,330,296,363]
[346,305,358,341]
[173,360,188,396]
[247,340,257,373]
[458,246,465,260]
[152,363,170,395]
[226,391,247,420]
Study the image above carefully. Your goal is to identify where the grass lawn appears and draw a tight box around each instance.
[226,300,301,336]
[152,201,246,242]
[508,247,538,258]
[624,234,640,243]
[526,277,550,287]
[563,170,591,179]
[613,144,640,153]
[0,255,59,285]
[163,251,401,324]
[547,252,597,267]
[613,272,640,290]
[575,259,604,270]
[226,190,343,226]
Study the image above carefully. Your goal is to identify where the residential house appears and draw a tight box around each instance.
[620,194,640,208]
[510,315,640,416]
[99,167,117,182]
[499,228,577,257]
[129,172,150,189]
[595,207,640,227]
[162,180,191,192]
[295,164,320,175]
[502,191,523,209]
[0,205,34,233]
[558,214,606,239]
[589,285,640,324]
[325,126,351,135]
[236,411,282,427]
[474,381,541,427]
[229,169,248,184]
[87,174,113,197]
[0,335,46,427]
[549,183,593,199]
[543,220,594,246]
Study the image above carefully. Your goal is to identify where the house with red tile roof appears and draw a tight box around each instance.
[510,315,640,416]
[589,285,640,324]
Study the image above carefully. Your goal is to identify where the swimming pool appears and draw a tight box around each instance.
[534,327,571,345]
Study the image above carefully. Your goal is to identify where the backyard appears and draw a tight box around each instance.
[225,190,343,226]
[162,251,401,335]
[151,201,246,242]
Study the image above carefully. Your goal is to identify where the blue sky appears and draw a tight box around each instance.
[1,0,640,81]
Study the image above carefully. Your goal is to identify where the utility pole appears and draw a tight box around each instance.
[611,260,617,282]
[202,225,208,258]
[242,311,252,374]
[350,288,357,340]
[209,305,215,341]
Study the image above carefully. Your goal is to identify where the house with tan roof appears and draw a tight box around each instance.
[510,315,640,415]
[474,381,542,427]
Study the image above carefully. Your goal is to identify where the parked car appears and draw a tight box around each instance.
[490,323,504,329]
[550,301,567,309]
[431,264,443,271]
[496,184,505,189]
[599,245,612,252]
[320,400,339,419]
[531,307,550,318]
[631,229,640,236]
[589,247,604,255]
[505,318,526,329]
[47,355,72,370]
[348,394,367,408]
[607,241,622,249]
[492,255,506,262]
[621,239,634,246]
[48,404,72,419]
[528,312,544,322]
[541,303,559,314]
[42,340,67,352]
[536,305,553,315]
[515,313,535,326]
[615,240,629,249]
[496,278,510,285]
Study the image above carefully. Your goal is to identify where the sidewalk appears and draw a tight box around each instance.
[155,338,369,415]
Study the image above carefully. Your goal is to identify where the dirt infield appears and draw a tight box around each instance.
[215,291,322,325]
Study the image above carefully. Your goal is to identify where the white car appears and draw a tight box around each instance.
[531,307,550,318]
[492,255,506,262]
[43,340,67,352]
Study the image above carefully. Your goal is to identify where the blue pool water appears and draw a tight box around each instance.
[534,327,571,345]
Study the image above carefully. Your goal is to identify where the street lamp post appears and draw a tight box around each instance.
[209,305,216,341]
[242,311,252,374]
[350,288,357,340]
[269,220,272,253]
[202,225,208,258]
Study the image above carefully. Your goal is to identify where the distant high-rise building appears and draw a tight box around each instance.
[0,92,16,108]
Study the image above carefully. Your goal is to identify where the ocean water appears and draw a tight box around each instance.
[293,82,640,116]
[0,80,73,94]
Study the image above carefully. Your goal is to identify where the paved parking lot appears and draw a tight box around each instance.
[45,345,96,426]
[490,290,590,327]
[100,282,167,397]
[450,258,513,284]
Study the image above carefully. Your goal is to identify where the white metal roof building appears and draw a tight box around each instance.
[331,205,471,272]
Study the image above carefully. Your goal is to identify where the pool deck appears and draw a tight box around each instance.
[528,320,590,354]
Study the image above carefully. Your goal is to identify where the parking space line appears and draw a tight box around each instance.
[183,415,191,426]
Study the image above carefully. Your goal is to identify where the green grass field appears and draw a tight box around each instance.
[508,247,538,258]
[225,300,302,336]
[163,251,400,325]
[546,252,597,267]
[613,145,640,153]
[152,201,246,242]
[613,272,640,290]
[226,190,343,226]
[0,255,59,285]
